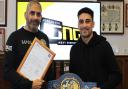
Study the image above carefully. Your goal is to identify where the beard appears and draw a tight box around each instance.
[79,27,92,38]
[27,19,40,32]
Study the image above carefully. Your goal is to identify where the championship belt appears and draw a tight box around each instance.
[47,73,85,89]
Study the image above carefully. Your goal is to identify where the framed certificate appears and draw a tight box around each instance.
[126,3,128,27]
[0,28,5,53]
[0,0,7,26]
[101,1,124,34]
[17,37,56,81]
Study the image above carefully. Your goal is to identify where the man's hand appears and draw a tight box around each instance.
[32,79,45,89]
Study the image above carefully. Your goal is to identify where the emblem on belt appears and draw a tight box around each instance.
[48,73,85,89]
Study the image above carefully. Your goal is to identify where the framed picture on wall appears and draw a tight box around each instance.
[101,1,124,34]
[125,4,128,27]
[0,0,7,26]
[0,28,5,53]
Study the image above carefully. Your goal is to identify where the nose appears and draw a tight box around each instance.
[81,22,89,27]
[33,14,39,19]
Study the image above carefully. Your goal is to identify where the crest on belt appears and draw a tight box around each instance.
[47,73,85,89]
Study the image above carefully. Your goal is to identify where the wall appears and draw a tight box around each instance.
[5,0,16,41]
[103,0,128,55]
[4,0,128,55]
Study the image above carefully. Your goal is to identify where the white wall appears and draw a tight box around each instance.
[103,0,128,55]
[6,0,16,41]
[5,0,128,55]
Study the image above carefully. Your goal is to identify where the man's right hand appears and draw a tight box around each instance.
[32,79,45,89]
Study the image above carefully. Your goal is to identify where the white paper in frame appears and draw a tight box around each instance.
[17,37,56,81]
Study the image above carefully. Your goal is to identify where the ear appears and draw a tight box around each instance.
[92,22,95,28]
[24,12,27,19]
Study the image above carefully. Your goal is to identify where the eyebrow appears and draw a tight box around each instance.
[79,19,92,23]
[29,11,41,16]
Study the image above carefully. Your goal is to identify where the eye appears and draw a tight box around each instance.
[79,19,84,24]
[30,11,35,16]
[85,19,92,23]
[79,19,92,24]
[29,11,41,17]
[36,12,41,17]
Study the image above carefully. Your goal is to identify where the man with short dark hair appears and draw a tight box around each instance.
[69,7,122,89]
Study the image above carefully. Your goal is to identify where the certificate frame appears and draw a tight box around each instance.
[17,37,56,81]
[0,28,5,53]
[126,4,128,27]
[101,1,124,34]
[0,0,7,26]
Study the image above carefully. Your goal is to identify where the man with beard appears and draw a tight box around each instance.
[69,7,122,89]
[4,1,55,89]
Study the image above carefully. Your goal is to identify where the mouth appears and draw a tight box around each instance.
[80,27,89,31]
[32,22,39,27]
[31,20,40,26]
[32,23,38,26]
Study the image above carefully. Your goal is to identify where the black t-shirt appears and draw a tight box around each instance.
[4,27,55,89]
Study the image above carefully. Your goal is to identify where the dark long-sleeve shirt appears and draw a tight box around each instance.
[4,27,55,89]
[69,32,122,89]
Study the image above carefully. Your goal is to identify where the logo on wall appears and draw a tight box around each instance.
[40,18,80,45]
